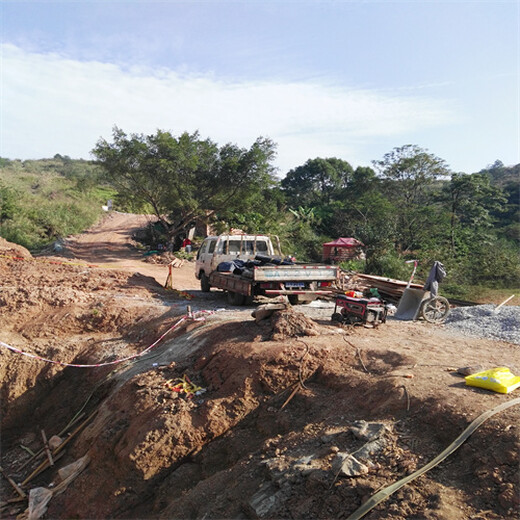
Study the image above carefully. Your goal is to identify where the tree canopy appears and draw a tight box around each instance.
[281,157,354,207]
[92,127,278,237]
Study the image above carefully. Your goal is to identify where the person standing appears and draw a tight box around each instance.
[182,237,192,253]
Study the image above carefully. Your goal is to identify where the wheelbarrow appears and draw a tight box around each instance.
[394,288,450,323]
[394,261,450,324]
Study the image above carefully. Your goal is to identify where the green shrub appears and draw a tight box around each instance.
[365,250,413,280]
[441,282,470,300]
[0,159,110,250]
[0,217,39,249]
[463,240,520,287]
[339,259,366,272]
[175,250,195,261]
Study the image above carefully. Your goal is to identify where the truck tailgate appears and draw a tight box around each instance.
[253,265,339,282]
[209,272,252,296]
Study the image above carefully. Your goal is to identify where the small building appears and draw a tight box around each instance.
[322,237,365,263]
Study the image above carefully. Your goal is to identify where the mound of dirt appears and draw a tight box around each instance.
[269,309,320,340]
[0,237,32,259]
[0,255,184,431]
[11,316,515,520]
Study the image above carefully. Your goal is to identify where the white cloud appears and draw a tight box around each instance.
[1,44,454,173]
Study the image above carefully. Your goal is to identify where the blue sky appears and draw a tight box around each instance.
[1,0,518,177]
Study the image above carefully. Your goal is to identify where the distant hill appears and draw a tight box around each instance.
[478,160,520,188]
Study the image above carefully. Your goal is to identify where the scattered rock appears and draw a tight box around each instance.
[332,453,369,477]
[350,421,387,441]
[457,365,484,376]
[498,482,520,510]
[48,435,63,451]
[356,439,386,459]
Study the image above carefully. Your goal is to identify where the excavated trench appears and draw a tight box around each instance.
[1,311,519,520]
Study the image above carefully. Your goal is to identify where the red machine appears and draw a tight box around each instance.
[331,294,388,327]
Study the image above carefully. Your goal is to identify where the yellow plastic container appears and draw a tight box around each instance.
[465,367,520,394]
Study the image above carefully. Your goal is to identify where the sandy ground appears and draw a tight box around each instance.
[0,213,518,520]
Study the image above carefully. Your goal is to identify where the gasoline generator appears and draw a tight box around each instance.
[331,294,388,327]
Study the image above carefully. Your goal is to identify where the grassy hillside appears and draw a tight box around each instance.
[0,156,115,251]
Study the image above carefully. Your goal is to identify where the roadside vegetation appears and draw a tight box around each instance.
[1,129,518,299]
[0,155,114,250]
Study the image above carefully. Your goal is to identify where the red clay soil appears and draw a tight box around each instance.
[0,214,518,520]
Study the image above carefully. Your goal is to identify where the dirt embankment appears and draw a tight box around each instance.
[0,215,519,520]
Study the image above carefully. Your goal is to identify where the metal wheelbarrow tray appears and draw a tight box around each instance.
[394,288,450,323]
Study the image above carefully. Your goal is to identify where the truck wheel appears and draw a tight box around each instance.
[227,291,246,306]
[200,273,211,292]
[288,295,300,305]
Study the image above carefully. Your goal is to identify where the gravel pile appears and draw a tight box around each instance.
[445,305,520,344]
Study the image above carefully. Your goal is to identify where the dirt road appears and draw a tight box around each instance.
[0,215,518,520]
[63,211,200,290]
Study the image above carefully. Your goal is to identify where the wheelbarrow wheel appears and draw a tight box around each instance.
[420,296,450,323]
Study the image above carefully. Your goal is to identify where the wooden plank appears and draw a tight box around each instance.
[0,465,26,498]
[41,429,54,467]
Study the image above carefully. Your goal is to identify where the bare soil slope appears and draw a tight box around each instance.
[0,214,518,520]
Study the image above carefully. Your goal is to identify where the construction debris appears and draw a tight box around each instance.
[342,273,424,302]
[27,487,53,520]
[350,421,387,442]
[0,465,26,498]
[252,303,288,322]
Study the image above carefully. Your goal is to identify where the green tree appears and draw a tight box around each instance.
[441,172,507,255]
[333,192,399,273]
[498,181,520,241]
[281,157,353,207]
[348,166,379,198]
[372,144,450,250]
[92,127,277,238]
